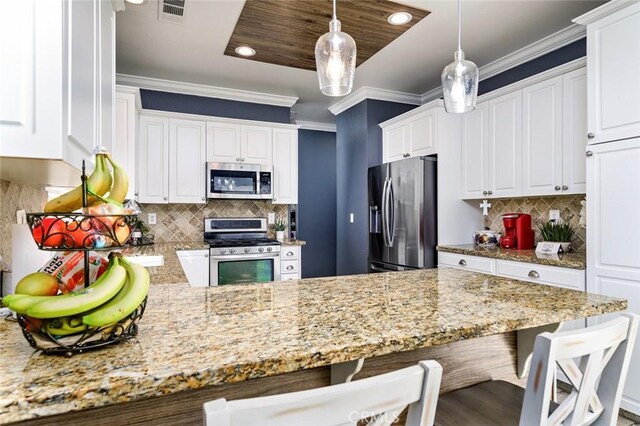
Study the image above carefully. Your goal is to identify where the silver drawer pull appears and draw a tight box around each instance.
[286,265,295,271]
[287,251,294,256]
[528,270,540,279]
[458,259,467,266]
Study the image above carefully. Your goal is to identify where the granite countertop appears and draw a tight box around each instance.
[0,268,624,424]
[437,244,587,269]
[281,239,306,246]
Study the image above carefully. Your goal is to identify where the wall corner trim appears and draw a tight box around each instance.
[296,121,337,132]
[115,74,299,108]
[328,87,422,116]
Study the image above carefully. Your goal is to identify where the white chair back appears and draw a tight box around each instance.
[204,360,442,426]
[520,312,639,426]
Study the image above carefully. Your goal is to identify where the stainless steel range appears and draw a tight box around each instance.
[204,218,281,286]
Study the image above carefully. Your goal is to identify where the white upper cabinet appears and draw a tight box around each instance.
[138,116,169,204]
[522,76,563,196]
[0,0,116,171]
[562,68,588,194]
[241,125,273,164]
[461,102,490,199]
[206,123,241,163]
[272,128,298,205]
[581,2,640,144]
[488,91,522,198]
[169,119,206,204]
[381,105,439,163]
[113,87,138,200]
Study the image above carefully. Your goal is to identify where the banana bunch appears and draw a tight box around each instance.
[44,153,129,213]
[3,256,149,336]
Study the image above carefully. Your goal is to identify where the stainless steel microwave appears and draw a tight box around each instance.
[206,162,273,200]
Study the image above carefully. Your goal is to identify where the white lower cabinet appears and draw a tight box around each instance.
[280,246,302,281]
[177,250,209,287]
[437,252,496,274]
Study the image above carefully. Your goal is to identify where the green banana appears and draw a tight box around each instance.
[104,154,129,205]
[26,257,127,319]
[44,154,113,213]
[2,294,53,315]
[43,316,89,337]
[82,258,149,327]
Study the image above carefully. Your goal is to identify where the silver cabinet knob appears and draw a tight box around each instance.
[488,191,493,195]
[555,186,561,191]
[204,253,209,258]
[163,196,168,201]
[562,185,568,190]
[286,265,294,270]
[202,197,205,201]
[236,158,241,162]
[458,259,467,266]
[586,151,593,157]
[587,133,595,139]
[528,270,540,279]
[483,191,488,195]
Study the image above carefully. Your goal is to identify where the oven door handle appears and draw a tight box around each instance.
[209,253,280,261]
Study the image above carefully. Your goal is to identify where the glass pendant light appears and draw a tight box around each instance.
[315,0,356,97]
[441,0,478,113]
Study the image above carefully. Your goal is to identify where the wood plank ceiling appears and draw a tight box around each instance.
[225,0,430,71]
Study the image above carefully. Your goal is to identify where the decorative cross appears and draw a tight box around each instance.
[479,199,492,216]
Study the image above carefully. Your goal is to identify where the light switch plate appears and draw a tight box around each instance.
[268,213,275,224]
[148,213,157,225]
[549,210,560,222]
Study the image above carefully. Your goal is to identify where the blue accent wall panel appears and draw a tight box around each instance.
[336,100,417,276]
[298,130,337,278]
[139,89,291,123]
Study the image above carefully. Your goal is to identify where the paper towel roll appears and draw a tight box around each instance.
[10,224,52,294]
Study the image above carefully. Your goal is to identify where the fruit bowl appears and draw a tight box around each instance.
[26,213,137,251]
[16,297,147,356]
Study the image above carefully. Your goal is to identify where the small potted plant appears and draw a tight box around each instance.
[538,220,575,253]
[274,217,287,243]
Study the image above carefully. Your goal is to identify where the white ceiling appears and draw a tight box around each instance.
[116,0,602,124]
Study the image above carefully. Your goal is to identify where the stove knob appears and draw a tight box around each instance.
[258,247,264,253]
[220,249,227,254]
[229,249,236,254]
[244,248,250,253]
[267,247,272,252]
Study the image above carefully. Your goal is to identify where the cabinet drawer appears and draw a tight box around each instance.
[438,252,496,274]
[281,260,299,274]
[496,260,585,291]
[280,273,300,281]
[281,247,300,261]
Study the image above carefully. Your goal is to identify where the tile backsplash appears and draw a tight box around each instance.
[0,180,48,266]
[138,200,288,242]
[483,195,586,251]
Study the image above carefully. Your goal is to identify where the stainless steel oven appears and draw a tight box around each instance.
[206,162,273,200]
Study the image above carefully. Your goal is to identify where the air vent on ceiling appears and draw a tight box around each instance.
[159,0,186,24]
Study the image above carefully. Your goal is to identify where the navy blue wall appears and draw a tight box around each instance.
[336,100,417,276]
[139,89,291,123]
[298,130,337,278]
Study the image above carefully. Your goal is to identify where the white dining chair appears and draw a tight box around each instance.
[435,312,639,426]
[203,360,443,426]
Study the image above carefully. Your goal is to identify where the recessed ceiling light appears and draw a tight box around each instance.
[125,0,144,4]
[387,12,413,25]
[235,46,256,57]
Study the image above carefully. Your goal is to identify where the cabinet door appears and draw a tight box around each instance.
[562,68,588,194]
[461,102,489,199]
[408,109,437,157]
[177,250,210,287]
[522,76,563,196]
[241,125,272,164]
[65,0,99,169]
[586,2,640,145]
[383,122,407,163]
[272,128,298,205]
[206,122,241,163]
[97,0,114,154]
[113,89,137,200]
[169,119,206,204]
[488,91,522,198]
[138,116,169,203]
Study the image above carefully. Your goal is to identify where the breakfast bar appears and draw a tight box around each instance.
[0,268,626,425]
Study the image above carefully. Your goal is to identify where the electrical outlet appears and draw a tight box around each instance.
[268,213,275,224]
[549,210,560,223]
[148,213,157,225]
[349,213,354,223]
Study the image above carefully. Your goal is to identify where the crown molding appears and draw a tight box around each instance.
[116,74,299,108]
[116,84,142,111]
[328,87,422,116]
[420,24,586,104]
[573,0,638,25]
[139,108,300,129]
[296,121,337,132]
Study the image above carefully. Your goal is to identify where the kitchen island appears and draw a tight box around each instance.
[0,268,625,425]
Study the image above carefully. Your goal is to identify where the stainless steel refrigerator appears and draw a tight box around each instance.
[368,156,437,273]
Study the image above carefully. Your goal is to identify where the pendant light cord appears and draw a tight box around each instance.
[333,0,337,20]
[457,0,461,51]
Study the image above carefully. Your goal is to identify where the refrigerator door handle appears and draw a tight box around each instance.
[381,178,389,247]
[388,179,395,247]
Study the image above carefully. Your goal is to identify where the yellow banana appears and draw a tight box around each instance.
[43,316,89,336]
[104,154,129,205]
[44,154,113,213]
[82,258,149,327]
[26,257,127,319]
[2,294,52,315]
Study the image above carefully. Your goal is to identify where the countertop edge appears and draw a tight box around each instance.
[437,245,586,270]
